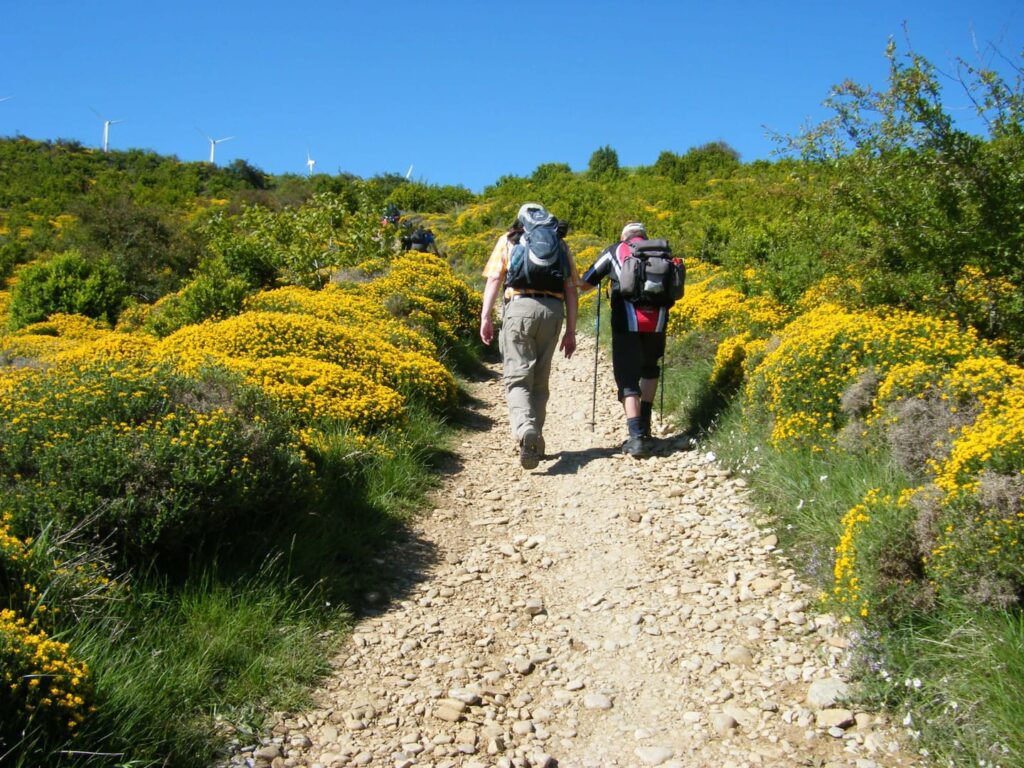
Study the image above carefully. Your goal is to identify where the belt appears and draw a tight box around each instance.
[511,292,561,300]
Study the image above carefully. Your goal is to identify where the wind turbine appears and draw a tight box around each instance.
[0,96,12,104]
[197,129,234,164]
[91,107,123,153]
[306,150,316,175]
[405,164,414,180]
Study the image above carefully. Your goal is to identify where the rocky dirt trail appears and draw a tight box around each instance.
[230,336,920,768]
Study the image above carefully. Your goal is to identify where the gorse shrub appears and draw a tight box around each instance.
[831,488,931,623]
[0,312,113,362]
[0,359,312,566]
[668,261,788,339]
[746,304,982,448]
[156,310,456,411]
[1,607,93,746]
[0,513,103,751]
[362,251,481,351]
[245,284,436,355]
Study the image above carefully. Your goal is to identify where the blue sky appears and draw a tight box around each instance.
[2,1,1021,191]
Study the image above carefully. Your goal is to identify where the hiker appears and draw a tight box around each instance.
[578,222,683,457]
[402,226,437,253]
[479,203,579,469]
[382,202,401,227]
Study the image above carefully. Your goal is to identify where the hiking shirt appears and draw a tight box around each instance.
[580,237,669,333]
[483,233,579,301]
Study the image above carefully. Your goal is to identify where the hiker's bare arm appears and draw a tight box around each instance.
[480,276,502,345]
[560,280,578,359]
[577,279,597,294]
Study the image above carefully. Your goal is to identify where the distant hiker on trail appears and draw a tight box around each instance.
[401,225,437,254]
[382,202,401,226]
[480,203,579,469]
[578,221,684,458]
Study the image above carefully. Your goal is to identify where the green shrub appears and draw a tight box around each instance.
[0,360,312,567]
[7,251,126,329]
[0,239,30,282]
[142,257,252,337]
[386,181,476,213]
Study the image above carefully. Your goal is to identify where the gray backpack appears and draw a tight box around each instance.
[617,239,685,307]
[506,206,567,293]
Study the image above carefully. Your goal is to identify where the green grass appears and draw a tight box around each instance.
[278,404,454,604]
[10,406,456,767]
[861,606,1024,767]
[66,572,334,768]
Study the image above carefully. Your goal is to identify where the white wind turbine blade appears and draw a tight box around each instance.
[405,164,413,179]
[0,96,13,103]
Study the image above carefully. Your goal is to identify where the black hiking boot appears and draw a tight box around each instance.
[520,428,541,469]
[622,435,649,458]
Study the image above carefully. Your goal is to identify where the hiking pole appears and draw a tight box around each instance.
[590,283,601,432]
[659,353,666,434]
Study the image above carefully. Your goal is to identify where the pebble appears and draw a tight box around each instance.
[583,693,613,710]
[635,746,675,765]
[711,713,738,735]
[807,677,850,710]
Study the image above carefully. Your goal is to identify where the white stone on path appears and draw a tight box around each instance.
[635,746,675,765]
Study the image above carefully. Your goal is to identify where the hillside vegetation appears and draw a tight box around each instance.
[1,42,1021,766]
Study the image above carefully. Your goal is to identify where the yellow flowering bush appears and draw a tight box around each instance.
[441,229,502,272]
[1,607,92,739]
[710,333,753,395]
[922,470,1024,607]
[955,265,1018,345]
[816,347,1024,610]
[893,360,1024,606]
[796,276,859,312]
[363,252,480,351]
[833,491,874,619]
[2,512,104,742]
[668,270,787,337]
[229,355,406,432]
[156,311,456,409]
[244,285,435,355]
[830,488,922,622]
[932,385,1024,500]
[0,313,111,363]
[52,331,157,367]
[874,355,1020,421]
[747,304,981,446]
[0,359,314,564]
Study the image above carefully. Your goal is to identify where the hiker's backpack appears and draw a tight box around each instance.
[407,227,434,252]
[617,239,685,308]
[506,210,567,293]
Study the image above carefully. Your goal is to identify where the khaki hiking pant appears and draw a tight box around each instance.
[499,295,564,442]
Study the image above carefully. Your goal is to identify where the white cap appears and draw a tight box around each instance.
[620,222,647,241]
[518,202,549,223]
